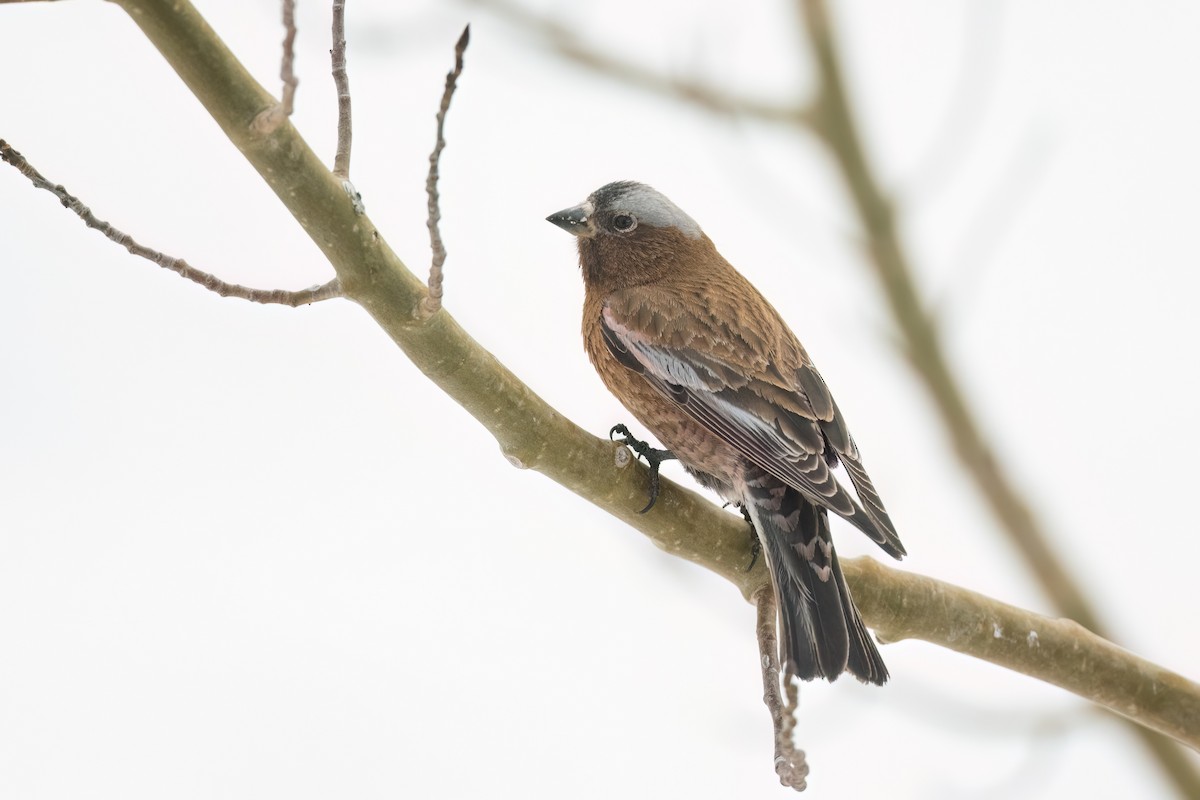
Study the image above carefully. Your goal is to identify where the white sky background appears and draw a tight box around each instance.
[2,0,1198,797]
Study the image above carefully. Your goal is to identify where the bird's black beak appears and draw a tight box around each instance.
[546,201,595,237]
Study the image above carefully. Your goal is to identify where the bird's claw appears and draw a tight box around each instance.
[610,423,677,513]
[745,529,762,572]
[726,502,761,571]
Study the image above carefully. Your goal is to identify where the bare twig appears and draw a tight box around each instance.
[250,0,300,135]
[0,139,342,306]
[330,0,352,179]
[470,0,807,124]
[419,25,470,319]
[280,0,299,115]
[328,0,362,212]
[754,586,809,792]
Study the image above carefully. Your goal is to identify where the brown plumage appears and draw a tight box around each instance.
[548,181,905,685]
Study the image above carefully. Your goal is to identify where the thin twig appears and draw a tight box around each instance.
[0,139,342,306]
[754,585,809,792]
[250,0,300,135]
[280,0,299,115]
[419,25,470,319]
[330,0,352,179]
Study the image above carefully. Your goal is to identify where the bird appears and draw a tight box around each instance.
[547,181,906,685]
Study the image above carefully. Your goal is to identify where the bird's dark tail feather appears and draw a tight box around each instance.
[745,479,889,685]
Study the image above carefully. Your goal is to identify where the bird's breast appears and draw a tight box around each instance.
[582,294,745,492]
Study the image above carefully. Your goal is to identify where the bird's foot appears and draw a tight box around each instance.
[726,502,761,571]
[610,423,677,513]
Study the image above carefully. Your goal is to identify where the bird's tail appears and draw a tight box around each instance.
[744,477,888,685]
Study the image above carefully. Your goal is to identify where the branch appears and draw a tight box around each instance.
[279,0,298,115]
[99,0,769,598]
[330,0,352,180]
[755,586,809,792]
[249,0,299,135]
[419,24,469,319]
[0,139,342,306]
[844,558,1200,752]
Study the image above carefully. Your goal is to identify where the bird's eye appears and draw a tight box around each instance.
[612,214,637,233]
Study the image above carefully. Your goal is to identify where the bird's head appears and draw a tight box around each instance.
[547,181,710,291]
[546,181,701,241]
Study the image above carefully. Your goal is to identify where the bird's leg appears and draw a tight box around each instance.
[742,505,762,571]
[726,501,762,571]
[609,423,677,513]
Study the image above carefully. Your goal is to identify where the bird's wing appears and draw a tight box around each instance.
[603,286,904,558]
